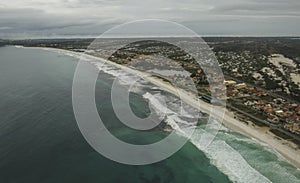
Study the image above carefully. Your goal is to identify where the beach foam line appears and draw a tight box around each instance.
[183,127,272,183]
[143,92,197,134]
[142,90,271,183]
[20,47,285,182]
[219,130,300,182]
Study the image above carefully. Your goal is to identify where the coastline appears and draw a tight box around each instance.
[150,73,300,169]
[18,46,300,170]
[223,110,300,169]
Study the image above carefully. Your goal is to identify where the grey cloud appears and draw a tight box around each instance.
[0,7,121,32]
[212,0,300,16]
[0,0,300,38]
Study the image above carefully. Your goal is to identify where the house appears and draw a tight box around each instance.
[295,107,300,115]
[285,123,300,134]
[236,83,247,89]
[244,100,255,106]
[277,112,289,119]
[291,115,300,123]
[227,90,235,97]
[275,110,284,115]
[284,104,296,110]
[257,100,265,105]
[224,80,237,86]
[263,106,276,115]
[293,123,300,134]
[255,91,267,96]
[268,115,279,123]
[284,124,293,131]
[273,98,284,104]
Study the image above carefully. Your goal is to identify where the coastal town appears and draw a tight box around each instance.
[1,37,300,181]
[224,80,300,135]
[90,39,300,140]
[4,38,300,141]
[2,0,300,182]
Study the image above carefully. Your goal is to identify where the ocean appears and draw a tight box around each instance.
[0,46,300,183]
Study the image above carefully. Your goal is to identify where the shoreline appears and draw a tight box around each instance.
[18,45,300,169]
[223,110,300,169]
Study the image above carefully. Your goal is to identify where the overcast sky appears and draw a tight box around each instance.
[0,0,300,38]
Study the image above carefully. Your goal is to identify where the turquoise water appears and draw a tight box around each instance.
[0,46,231,183]
[1,46,300,183]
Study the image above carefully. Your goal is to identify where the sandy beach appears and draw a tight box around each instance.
[21,46,300,169]
[148,73,300,169]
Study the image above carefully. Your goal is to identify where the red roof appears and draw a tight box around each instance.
[268,115,278,120]
[257,100,265,105]
[255,91,266,95]
[284,105,295,109]
[292,115,300,119]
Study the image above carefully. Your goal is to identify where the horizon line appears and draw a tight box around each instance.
[2,35,300,40]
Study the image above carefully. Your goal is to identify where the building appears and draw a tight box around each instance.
[224,80,237,86]
[268,115,279,123]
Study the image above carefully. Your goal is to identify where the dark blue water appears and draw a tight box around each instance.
[0,46,231,183]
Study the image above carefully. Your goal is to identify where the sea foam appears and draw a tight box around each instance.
[65,49,272,183]
[31,47,299,183]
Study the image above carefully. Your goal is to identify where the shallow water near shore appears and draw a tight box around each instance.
[0,46,300,183]
[0,46,231,183]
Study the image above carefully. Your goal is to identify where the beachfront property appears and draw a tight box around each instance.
[92,40,300,138]
[8,38,300,138]
[225,80,300,135]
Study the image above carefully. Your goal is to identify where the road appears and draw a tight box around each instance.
[224,74,299,104]
[227,104,300,142]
